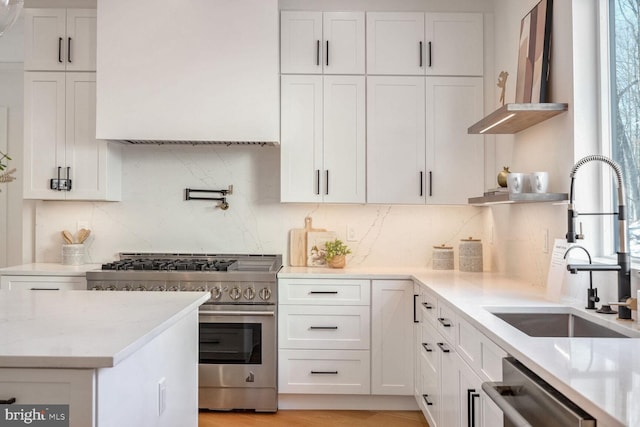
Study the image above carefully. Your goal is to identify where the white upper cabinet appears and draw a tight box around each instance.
[24,9,96,71]
[366,12,483,76]
[96,0,279,142]
[23,72,121,201]
[426,77,484,205]
[281,11,365,75]
[367,76,426,204]
[281,75,366,203]
[366,12,425,75]
[425,13,484,76]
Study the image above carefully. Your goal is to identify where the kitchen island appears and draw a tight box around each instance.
[0,290,210,427]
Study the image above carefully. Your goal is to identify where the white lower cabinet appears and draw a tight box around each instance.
[414,282,504,427]
[0,275,86,290]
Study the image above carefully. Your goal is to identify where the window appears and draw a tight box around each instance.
[609,0,640,257]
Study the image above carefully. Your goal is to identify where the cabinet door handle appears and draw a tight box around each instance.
[437,317,452,327]
[68,37,72,63]
[325,170,329,195]
[422,394,433,406]
[428,41,432,67]
[419,171,424,196]
[316,40,320,66]
[421,342,433,352]
[0,397,16,404]
[309,291,338,295]
[419,41,423,67]
[30,288,59,291]
[326,40,329,66]
[310,370,338,375]
[67,167,72,190]
[315,169,320,195]
[413,294,419,323]
[309,326,338,330]
[467,389,480,427]
[422,302,433,310]
[58,37,63,63]
[57,166,62,191]
[429,171,433,197]
[437,342,450,353]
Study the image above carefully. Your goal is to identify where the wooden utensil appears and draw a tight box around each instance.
[77,228,91,244]
[62,230,74,245]
[289,217,325,267]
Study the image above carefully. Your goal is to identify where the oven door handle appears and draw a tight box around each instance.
[199,311,275,317]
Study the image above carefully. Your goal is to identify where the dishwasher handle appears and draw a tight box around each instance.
[481,382,533,427]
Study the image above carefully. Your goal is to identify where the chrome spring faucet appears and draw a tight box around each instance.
[565,155,632,320]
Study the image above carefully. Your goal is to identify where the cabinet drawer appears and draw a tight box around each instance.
[278,349,370,394]
[419,350,439,425]
[419,285,438,325]
[420,322,439,373]
[436,299,456,343]
[456,314,482,369]
[279,278,370,305]
[480,336,507,382]
[0,275,86,290]
[279,305,370,350]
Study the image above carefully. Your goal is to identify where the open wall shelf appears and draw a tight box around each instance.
[468,192,568,205]
[468,103,568,134]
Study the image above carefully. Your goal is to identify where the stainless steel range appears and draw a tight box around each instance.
[86,253,282,412]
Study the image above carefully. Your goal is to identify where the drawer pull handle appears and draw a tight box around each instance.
[422,342,433,352]
[422,302,433,310]
[309,326,338,330]
[310,371,338,375]
[309,291,338,294]
[413,294,419,323]
[0,397,16,404]
[438,317,452,327]
[30,288,60,291]
[422,394,433,406]
[437,342,450,353]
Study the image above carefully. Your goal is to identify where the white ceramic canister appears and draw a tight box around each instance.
[62,244,85,266]
[459,237,483,272]
[432,244,454,270]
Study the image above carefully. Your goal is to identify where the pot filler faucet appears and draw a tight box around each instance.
[565,154,632,320]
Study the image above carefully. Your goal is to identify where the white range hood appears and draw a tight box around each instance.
[95,0,279,145]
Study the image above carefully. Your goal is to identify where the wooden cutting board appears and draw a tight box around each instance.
[289,217,325,266]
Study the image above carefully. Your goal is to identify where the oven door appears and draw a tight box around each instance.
[198,308,276,389]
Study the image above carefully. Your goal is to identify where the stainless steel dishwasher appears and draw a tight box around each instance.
[482,357,596,427]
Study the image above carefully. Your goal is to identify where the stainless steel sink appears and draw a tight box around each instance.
[488,309,634,338]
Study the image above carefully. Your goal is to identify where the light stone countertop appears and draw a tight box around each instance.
[0,290,210,369]
[0,263,102,276]
[279,266,639,427]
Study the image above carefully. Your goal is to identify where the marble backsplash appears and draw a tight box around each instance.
[34,145,490,269]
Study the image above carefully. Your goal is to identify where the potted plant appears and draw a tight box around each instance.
[324,238,351,268]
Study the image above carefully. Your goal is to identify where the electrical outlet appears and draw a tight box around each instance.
[158,378,166,416]
[347,225,357,242]
[77,221,90,231]
[542,229,549,254]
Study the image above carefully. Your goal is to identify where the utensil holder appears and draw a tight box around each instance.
[62,244,85,266]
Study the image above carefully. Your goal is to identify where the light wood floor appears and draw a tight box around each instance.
[199,410,430,427]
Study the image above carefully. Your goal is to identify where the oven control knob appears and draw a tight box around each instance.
[229,286,242,300]
[258,287,272,301]
[244,287,256,300]
[210,287,222,300]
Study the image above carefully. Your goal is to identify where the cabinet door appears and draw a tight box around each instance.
[439,340,459,427]
[371,280,414,395]
[280,11,323,74]
[366,12,425,75]
[424,13,483,76]
[457,355,503,427]
[323,12,365,74]
[323,76,366,203]
[23,9,67,71]
[367,76,426,204]
[65,73,120,201]
[280,75,323,203]
[426,77,484,204]
[23,72,66,200]
[65,9,97,71]
[0,275,86,290]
